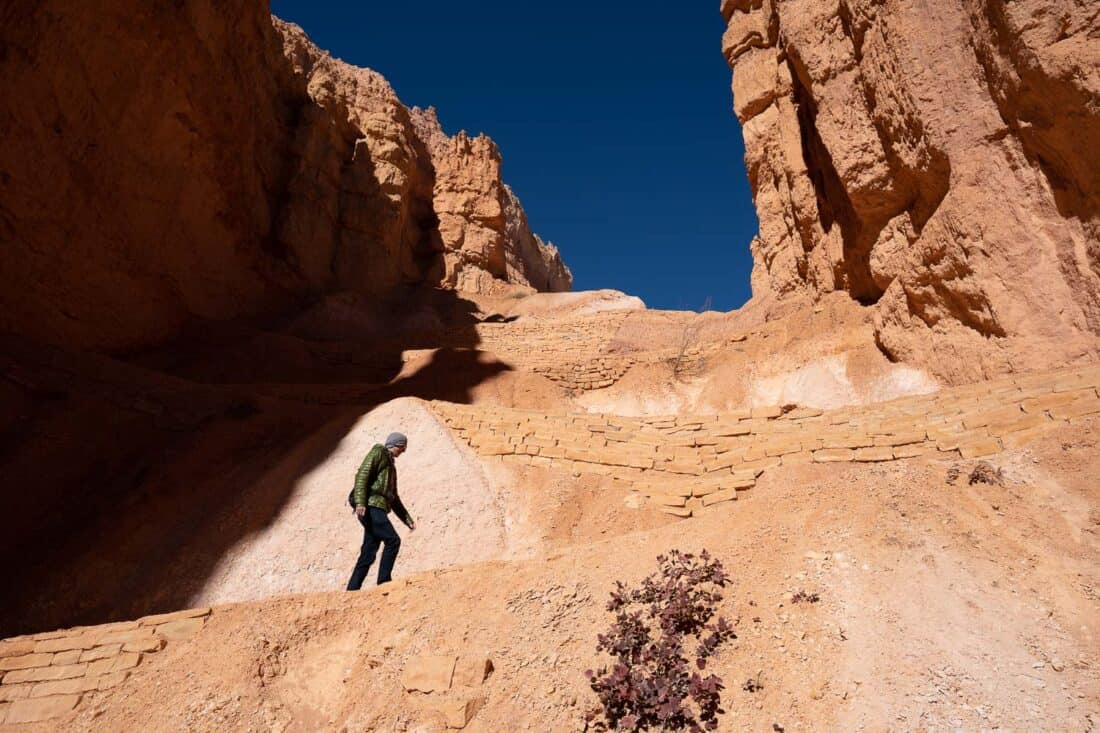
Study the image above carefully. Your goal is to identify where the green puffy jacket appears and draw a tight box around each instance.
[350,444,414,528]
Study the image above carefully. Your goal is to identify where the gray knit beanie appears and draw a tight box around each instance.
[384,432,408,450]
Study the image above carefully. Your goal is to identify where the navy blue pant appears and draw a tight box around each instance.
[346,508,401,590]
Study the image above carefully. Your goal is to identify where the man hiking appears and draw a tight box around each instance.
[346,432,416,590]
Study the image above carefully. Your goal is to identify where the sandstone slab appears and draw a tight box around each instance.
[5,694,80,724]
[3,663,86,684]
[402,655,457,694]
[0,684,32,703]
[0,653,53,672]
[154,618,206,641]
[853,447,893,462]
[50,650,82,666]
[434,697,481,729]
[959,438,1003,460]
[452,657,493,688]
[138,607,211,627]
[123,638,166,654]
[702,489,738,506]
[813,448,854,462]
[79,644,122,663]
[0,641,36,659]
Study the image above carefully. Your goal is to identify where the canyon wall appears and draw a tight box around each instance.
[0,2,569,354]
[722,0,1100,379]
[278,23,572,299]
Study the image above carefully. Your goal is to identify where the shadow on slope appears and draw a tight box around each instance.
[0,287,511,636]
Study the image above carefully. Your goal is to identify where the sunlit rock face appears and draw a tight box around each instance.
[0,3,569,353]
[722,0,1100,380]
[407,106,572,294]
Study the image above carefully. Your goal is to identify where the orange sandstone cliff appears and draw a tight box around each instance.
[0,3,569,354]
[722,0,1100,380]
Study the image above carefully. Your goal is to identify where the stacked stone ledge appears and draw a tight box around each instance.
[530,356,635,392]
[437,313,731,393]
[433,363,1100,517]
[0,608,210,724]
[459,315,637,392]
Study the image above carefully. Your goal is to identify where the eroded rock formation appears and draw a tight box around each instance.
[280,25,571,299]
[723,0,1100,379]
[0,3,569,353]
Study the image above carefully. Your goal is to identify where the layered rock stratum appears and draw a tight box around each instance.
[722,0,1100,380]
[0,2,568,353]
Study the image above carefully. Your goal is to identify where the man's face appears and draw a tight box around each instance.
[390,444,406,458]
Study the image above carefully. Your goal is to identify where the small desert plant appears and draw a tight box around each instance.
[967,461,1004,486]
[671,296,712,380]
[585,550,736,732]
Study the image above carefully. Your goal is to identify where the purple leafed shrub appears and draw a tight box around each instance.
[585,550,736,732]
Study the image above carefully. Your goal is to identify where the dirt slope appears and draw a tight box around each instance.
[3,414,1095,732]
[1,280,1097,731]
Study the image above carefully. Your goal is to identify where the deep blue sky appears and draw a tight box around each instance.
[271,1,758,312]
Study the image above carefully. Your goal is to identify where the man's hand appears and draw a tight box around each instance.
[355,505,366,517]
[408,521,416,531]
